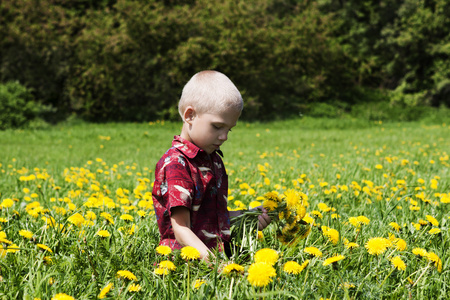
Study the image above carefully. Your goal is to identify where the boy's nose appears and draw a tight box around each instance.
[219,132,228,141]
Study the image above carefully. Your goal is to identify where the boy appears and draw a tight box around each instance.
[152,70,270,260]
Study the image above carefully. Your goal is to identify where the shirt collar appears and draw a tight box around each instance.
[172,135,201,159]
[172,135,223,158]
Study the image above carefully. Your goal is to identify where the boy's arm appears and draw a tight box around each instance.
[228,206,271,230]
[170,206,212,261]
[228,210,242,218]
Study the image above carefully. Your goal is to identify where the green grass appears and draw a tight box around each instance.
[0,117,449,299]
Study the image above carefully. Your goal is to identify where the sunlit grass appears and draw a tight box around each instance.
[0,118,448,299]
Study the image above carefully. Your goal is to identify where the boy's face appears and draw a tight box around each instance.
[182,108,240,154]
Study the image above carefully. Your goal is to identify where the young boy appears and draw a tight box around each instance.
[152,70,270,260]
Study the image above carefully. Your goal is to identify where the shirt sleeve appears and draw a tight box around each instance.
[161,154,195,215]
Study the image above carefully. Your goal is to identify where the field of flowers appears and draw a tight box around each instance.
[0,118,448,299]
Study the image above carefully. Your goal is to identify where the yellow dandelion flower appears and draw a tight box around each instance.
[365,237,391,256]
[180,246,200,260]
[257,230,264,240]
[154,267,169,275]
[0,231,9,243]
[116,270,137,280]
[159,260,176,271]
[304,246,323,257]
[98,282,113,299]
[331,213,340,219]
[264,191,280,202]
[318,203,331,212]
[299,260,309,271]
[85,211,96,220]
[295,204,307,220]
[0,247,7,258]
[36,243,53,253]
[322,226,339,244]
[323,255,345,266]
[346,242,359,249]
[302,214,315,224]
[311,210,323,219]
[425,215,439,226]
[283,261,307,275]
[222,263,245,276]
[247,262,276,287]
[51,294,75,300]
[348,217,360,227]
[128,283,141,292]
[412,222,421,230]
[19,229,33,239]
[118,223,137,235]
[100,212,114,224]
[67,213,85,227]
[43,256,53,265]
[249,201,261,209]
[1,198,14,208]
[262,199,278,212]
[156,245,172,256]
[96,230,110,237]
[254,248,279,265]
[391,256,406,271]
[412,248,428,257]
[429,228,441,235]
[393,238,407,251]
[6,243,19,253]
[339,282,356,289]
[426,252,442,272]
[357,216,370,225]
[418,219,428,225]
[389,222,401,232]
[284,189,301,210]
[234,200,246,209]
[120,214,133,221]
[193,279,206,289]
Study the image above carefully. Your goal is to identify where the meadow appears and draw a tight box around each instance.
[0,117,448,299]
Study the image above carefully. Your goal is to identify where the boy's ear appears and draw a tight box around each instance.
[183,106,196,123]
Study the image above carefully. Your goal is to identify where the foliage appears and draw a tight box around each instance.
[320,0,450,107]
[0,0,449,122]
[0,81,51,130]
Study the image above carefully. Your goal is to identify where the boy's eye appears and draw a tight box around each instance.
[212,124,232,132]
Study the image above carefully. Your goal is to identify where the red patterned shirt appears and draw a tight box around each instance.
[152,135,231,250]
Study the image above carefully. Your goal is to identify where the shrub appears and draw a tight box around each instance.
[0,81,51,130]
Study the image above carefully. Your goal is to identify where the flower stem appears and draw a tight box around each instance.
[379,267,395,287]
[337,270,350,300]
[187,262,190,300]
[228,276,234,299]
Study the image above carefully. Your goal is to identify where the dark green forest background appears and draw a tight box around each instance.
[1,0,449,128]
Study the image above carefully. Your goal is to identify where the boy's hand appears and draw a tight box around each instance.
[252,206,271,230]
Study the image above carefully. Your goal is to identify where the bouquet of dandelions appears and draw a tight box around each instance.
[230,189,311,252]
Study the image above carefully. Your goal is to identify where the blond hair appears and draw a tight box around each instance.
[178,70,243,120]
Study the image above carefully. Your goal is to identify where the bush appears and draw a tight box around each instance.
[350,101,447,122]
[0,81,51,130]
